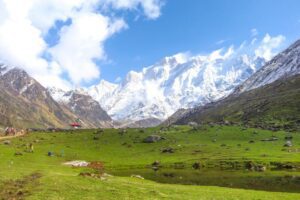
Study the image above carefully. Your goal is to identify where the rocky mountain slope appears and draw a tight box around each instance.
[0,65,76,128]
[0,65,113,128]
[171,40,300,130]
[235,39,300,93]
[86,50,265,122]
[48,88,113,127]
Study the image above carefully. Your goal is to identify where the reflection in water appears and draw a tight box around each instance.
[108,168,300,193]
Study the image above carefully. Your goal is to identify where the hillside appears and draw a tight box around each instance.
[0,67,76,128]
[173,74,300,131]
[0,66,113,128]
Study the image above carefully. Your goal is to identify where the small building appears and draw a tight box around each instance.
[70,122,81,129]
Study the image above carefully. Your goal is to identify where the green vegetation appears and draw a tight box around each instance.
[0,125,300,199]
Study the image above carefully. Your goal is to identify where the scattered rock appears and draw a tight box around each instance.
[64,160,89,167]
[152,160,160,167]
[3,140,11,145]
[161,147,174,153]
[47,151,54,156]
[261,137,278,142]
[192,162,201,169]
[284,141,292,147]
[14,152,23,156]
[93,136,100,140]
[255,165,266,172]
[143,135,162,143]
[131,175,144,179]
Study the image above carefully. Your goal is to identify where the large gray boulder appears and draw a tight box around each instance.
[143,135,162,143]
[284,141,292,147]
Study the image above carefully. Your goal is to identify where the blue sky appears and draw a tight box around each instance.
[0,0,300,89]
[99,0,300,83]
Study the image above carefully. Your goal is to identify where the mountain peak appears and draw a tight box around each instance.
[235,39,300,94]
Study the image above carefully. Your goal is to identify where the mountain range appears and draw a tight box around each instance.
[0,65,113,129]
[0,39,299,129]
[170,39,300,131]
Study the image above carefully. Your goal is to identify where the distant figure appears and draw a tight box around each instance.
[29,143,34,153]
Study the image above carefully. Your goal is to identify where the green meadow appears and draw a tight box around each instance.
[0,125,299,199]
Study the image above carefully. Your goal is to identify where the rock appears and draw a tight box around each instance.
[93,136,100,140]
[255,165,266,172]
[188,122,198,127]
[284,141,292,147]
[3,140,11,145]
[261,137,278,142]
[152,160,160,166]
[143,135,162,143]
[245,161,255,170]
[14,152,23,156]
[212,139,217,142]
[192,162,201,169]
[48,152,54,156]
[131,175,144,179]
[64,160,89,167]
[161,147,174,153]
[249,140,255,143]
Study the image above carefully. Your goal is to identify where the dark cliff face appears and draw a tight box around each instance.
[0,67,76,128]
[65,91,113,127]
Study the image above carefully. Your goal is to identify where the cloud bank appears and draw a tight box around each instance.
[0,0,164,89]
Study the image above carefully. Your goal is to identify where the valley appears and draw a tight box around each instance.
[0,125,299,199]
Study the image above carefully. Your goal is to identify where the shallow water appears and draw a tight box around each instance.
[108,168,300,193]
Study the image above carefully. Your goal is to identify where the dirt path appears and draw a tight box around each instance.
[0,132,26,141]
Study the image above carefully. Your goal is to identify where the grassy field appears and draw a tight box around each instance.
[0,125,299,199]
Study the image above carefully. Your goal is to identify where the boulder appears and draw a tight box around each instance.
[192,162,201,169]
[255,165,266,172]
[284,141,292,147]
[3,140,11,145]
[131,175,144,179]
[143,135,162,143]
[161,147,174,153]
[152,160,160,166]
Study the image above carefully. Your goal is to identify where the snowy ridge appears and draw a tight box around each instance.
[235,39,300,93]
[86,50,266,121]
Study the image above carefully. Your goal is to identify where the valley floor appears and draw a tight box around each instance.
[0,125,299,199]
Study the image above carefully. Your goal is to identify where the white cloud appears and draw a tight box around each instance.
[0,0,164,89]
[102,0,164,19]
[255,34,285,60]
[50,13,126,85]
[251,28,258,37]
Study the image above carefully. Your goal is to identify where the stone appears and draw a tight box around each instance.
[255,165,266,172]
[131,175,144,179]
[143,135,162,143]
[161,147,174,153]
[3,140,11,145]
[192,162,201,169]
[284,141,292,147]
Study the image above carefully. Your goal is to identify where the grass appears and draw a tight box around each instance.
[0,125,300,199]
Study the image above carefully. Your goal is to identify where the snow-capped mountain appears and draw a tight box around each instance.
[48,87,113,127]
[86,49,266,121]
[235,39,300,93]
